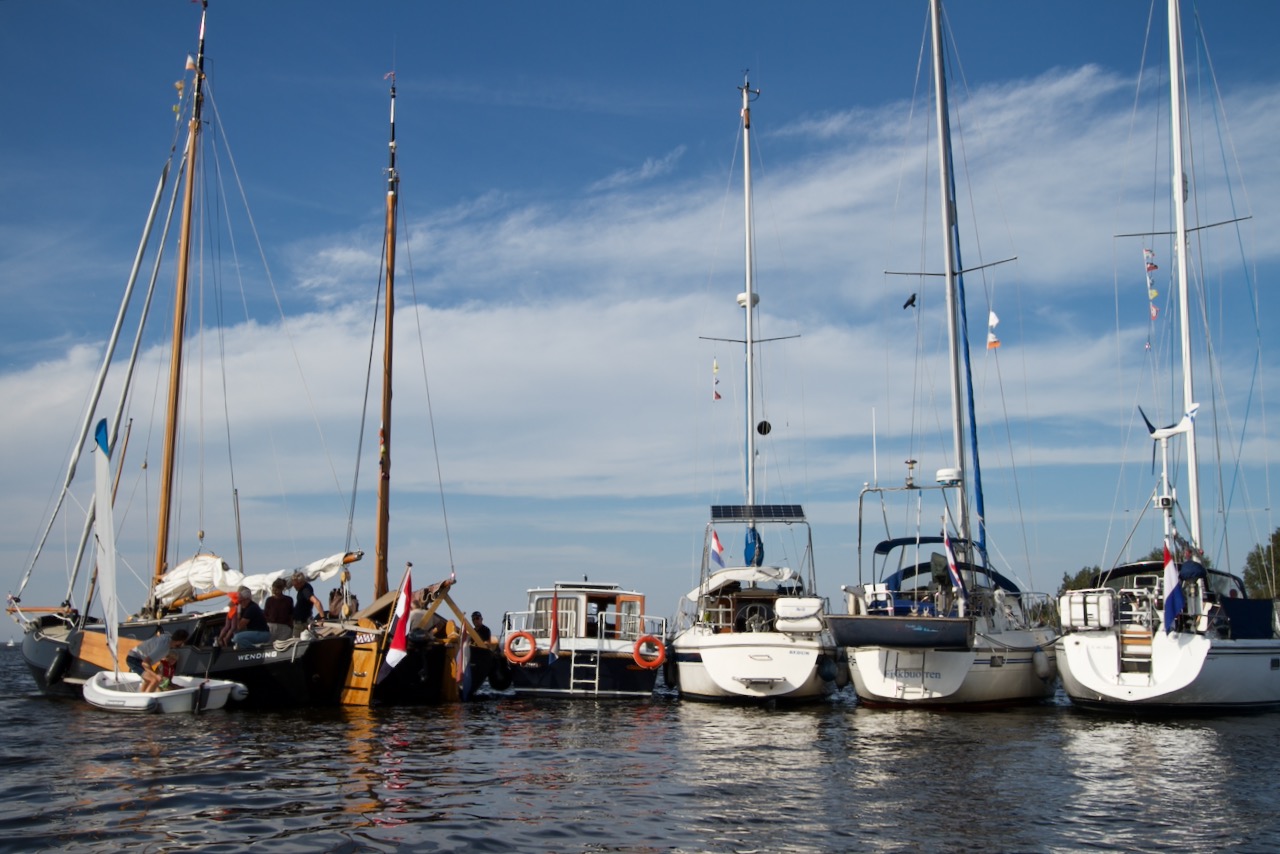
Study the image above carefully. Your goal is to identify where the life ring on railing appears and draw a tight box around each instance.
[633,635,665,669]
[504,631,537,665]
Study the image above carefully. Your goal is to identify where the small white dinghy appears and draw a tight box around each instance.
[83,671,248,714]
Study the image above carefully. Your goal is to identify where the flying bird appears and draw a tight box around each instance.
[903,293,917,309]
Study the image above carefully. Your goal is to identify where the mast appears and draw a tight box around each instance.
[1167,0,1201,547]
[929,0,970,543]
[151,0,208,595]
[374,77,399,601]
[738,76,760,508]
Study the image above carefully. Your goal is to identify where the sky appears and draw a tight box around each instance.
[2,1,1278,641]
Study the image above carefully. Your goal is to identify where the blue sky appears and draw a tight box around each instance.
[2,1,1278,638]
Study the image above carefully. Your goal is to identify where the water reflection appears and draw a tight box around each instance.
[4,651,1280,852]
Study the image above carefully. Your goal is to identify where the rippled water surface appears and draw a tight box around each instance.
[2,649,1278,852]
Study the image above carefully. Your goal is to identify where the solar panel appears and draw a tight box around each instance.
[711,504,806,523]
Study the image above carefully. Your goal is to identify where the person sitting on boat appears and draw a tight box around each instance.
[264,578,293,642]
[127,628,189,692]
[216,591,240,647]
[232,587,273,649]
[291,571,326,635]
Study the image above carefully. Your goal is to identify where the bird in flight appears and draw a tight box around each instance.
[903,293,917,309]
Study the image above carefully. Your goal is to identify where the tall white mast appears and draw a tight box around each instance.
[738,77,760,508]
[929,0,969,542]
[1167,0,1201,547]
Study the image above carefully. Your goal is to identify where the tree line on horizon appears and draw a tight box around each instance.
[1057,526,1280,599]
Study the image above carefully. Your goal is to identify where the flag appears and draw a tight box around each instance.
[1162,539,1185,634]
[1150,303,1159,320]
[548,587,560,662]
[1146,262,1158,272]
[377,570,412,683]
[711,529,725,567]
[713,359,721,401]
[455,627,472,698]
[986,311,1000,349]
[943,527,966,603]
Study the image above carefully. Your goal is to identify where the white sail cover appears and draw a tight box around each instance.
[152,551,352,606]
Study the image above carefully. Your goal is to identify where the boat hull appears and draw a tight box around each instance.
[82,671,244,713]
[670,627,838,702]
[507,645,660,698]
[847,638,1056,707]
[21,613,352,708]
[1057,629,1280,711]
[827,614,971,650]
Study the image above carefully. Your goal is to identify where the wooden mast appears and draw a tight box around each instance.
[373,77,399,601]
[151,0,208,605]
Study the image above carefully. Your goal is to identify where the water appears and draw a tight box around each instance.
[2,648,1278,853]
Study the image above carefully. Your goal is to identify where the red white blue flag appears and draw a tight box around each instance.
[377,569,412,683]
[711,529,726,567]
[1162,539,1185,634]
[548,587,560,662]
[943,527,966,602]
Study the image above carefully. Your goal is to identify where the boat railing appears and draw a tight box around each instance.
[585,609,666,642]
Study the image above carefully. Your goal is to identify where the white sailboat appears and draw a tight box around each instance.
[825,0,1058,707]
[1055,0,1280,711]
[667,78,840,703]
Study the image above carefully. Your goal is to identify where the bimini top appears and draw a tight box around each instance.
[873,537,1023,594]
[684,565,795,603]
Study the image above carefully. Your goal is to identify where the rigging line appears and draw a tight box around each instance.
[345,228,383,556]
[203,83,354,531]
[398,195,458,578]
[1192,6,1272,564]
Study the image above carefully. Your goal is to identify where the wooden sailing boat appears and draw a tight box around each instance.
[825,0,1058,707]
[666,78,840,703]
[1055,0,1280,711]
[10,1,359,707]
[334,78,494,707]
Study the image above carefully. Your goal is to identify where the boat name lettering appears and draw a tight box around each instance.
[886,668,942,680]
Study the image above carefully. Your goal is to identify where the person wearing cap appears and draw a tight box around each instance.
[232,587,272,649]
[471,611,492,644]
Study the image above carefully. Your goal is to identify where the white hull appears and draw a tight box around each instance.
[672,627,836,702]
[848,630,1056,706]
[83,671,246,714]
[1057,630,1280,710]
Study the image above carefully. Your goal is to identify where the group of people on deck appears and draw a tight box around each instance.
[217,571,328,650]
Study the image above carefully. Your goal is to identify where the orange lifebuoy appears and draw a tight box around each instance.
[633,635,665,669]
[504,631,537,665]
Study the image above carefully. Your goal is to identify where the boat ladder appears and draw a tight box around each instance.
[569,647,601,694]
[1119,625,1153,673]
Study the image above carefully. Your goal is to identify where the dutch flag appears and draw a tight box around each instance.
[711,529,725,568]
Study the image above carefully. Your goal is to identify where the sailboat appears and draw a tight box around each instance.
[1055,0,1280,712]
[666,79,840,703]
[824,0,1058,707]
[330,78,494,706]
[9,1,358,707]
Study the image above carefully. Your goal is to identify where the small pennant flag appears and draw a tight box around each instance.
[986,311,1000,349]
[713,359,721,401]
